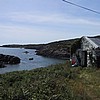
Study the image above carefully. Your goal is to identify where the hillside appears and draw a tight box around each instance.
[35,38,79,59]
[1,38,79,59]
[0,63,100,100]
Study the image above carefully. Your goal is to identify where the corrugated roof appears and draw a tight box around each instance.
[89,37,100,48]
[83,36,99,48]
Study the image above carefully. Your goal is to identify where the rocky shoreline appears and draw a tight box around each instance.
[1,38,79,60]
[35,45,70,59]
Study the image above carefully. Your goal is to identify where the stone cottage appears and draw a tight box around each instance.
[71,36,100,67]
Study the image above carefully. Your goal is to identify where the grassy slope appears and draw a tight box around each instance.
[0,63,100,100]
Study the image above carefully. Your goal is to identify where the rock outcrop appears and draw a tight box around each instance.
[35,39,79,59]
[0,54,20,65]
[36,45,70,59]
[36,50,70,59]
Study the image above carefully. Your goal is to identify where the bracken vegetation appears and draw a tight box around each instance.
[0,62,100,100]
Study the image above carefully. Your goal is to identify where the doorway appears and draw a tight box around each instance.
[81,51,87,67]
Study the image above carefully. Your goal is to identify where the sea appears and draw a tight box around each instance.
[0,47,66,74]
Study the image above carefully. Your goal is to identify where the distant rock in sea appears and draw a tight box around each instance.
[0,54,20,66]
[23,51,29,54]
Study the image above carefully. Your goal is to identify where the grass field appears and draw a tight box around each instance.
[0,62,100,100]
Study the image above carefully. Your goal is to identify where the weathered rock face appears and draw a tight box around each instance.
[36,45,70,59]
[34,38,79,59]
[0,54,20,65]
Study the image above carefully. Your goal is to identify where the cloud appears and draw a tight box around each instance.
[0,24,68,44]
[0,11,100,45]
[1,12,100,26]
[14,13,100,26]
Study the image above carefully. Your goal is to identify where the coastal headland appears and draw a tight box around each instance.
[1,38,79,60]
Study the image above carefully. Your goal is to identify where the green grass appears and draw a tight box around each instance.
[0,63,100,100]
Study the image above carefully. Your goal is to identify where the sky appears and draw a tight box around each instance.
[0,0,100,45]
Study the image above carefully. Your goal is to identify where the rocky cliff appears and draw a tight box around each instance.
[35,39,79,59]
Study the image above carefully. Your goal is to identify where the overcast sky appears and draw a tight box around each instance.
[0,0,100,45]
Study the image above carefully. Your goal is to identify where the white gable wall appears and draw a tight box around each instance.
[81,36,97,67]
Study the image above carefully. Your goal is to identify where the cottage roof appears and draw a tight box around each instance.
[83,36,99,48]
[89,37,100,48]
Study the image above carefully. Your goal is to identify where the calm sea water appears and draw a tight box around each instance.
[0,47,66,74]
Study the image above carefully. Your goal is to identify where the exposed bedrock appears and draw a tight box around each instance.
[0,54,20,65]
[36,46,70,59]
